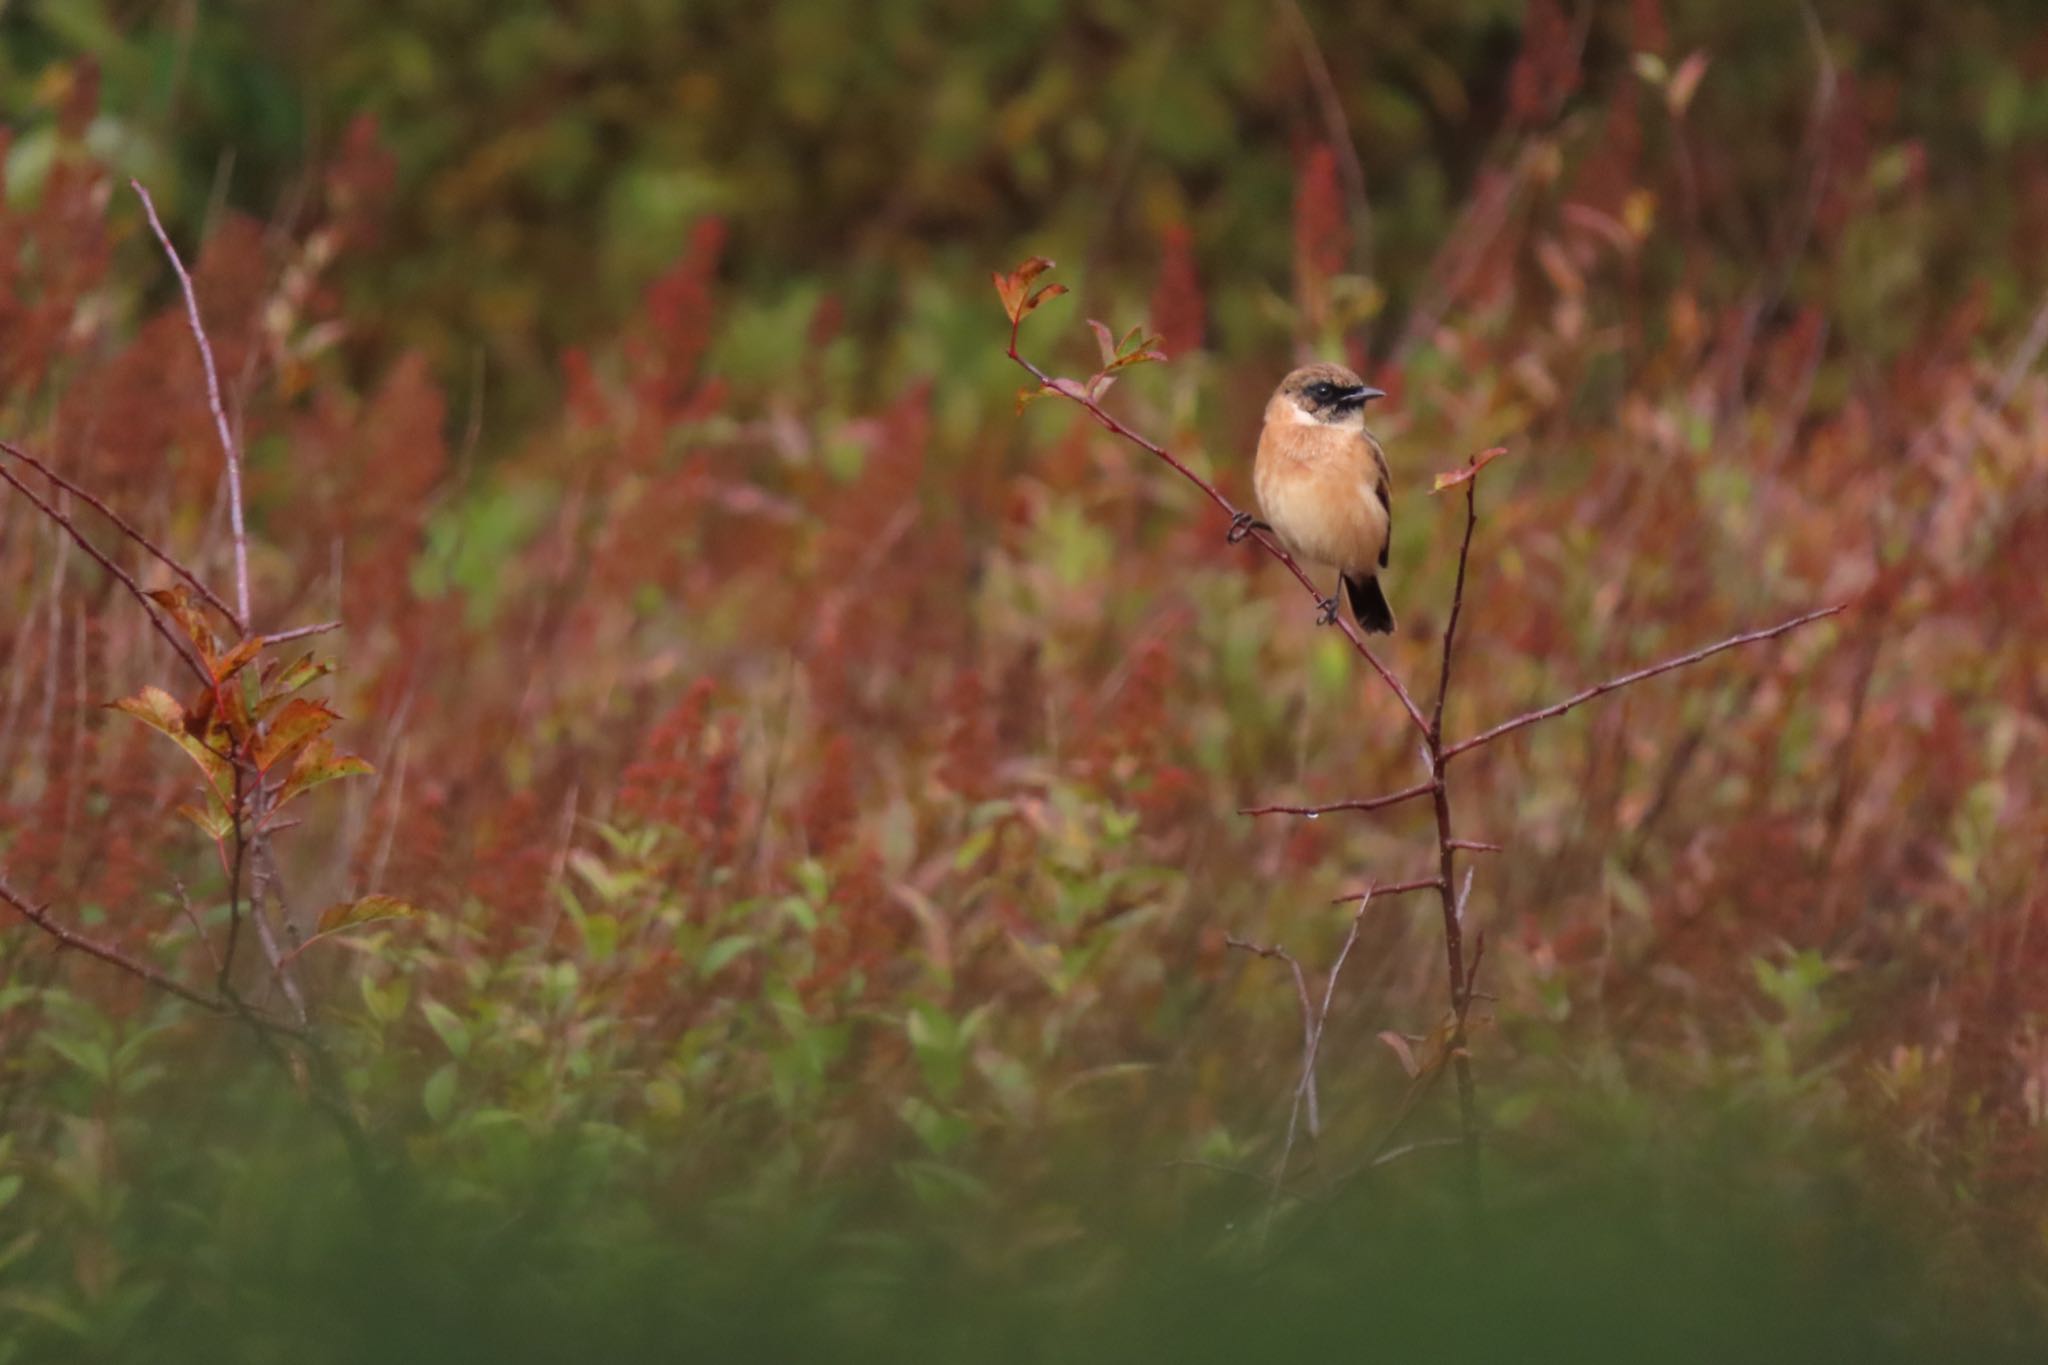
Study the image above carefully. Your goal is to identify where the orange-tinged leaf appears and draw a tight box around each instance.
[1015,386,1050,414]
[176,801,233,842]
[211,635,264,685]
[112,684,187,738]
[1667,50,1710,116]
[996,258,1060,323]
[113,685,234,797]
[992,269,1024,322]
[1017,282,1067,320]
[1010,256,1055,290]
[273,736,373,811]
[256,698,337,772]
[314,894,418,935]
[1088,319,1117,367]
[1378,1030,1420,1078]
[257,654,336,720]
[1430,446,1511,493]
[146,586,217,666]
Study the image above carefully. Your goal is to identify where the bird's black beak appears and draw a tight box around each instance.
[1339,385,1386,406]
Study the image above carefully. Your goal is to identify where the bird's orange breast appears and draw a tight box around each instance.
[1254,426,1389,574]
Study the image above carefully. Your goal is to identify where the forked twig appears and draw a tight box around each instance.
[0,436,243,631]
[133,179,252,625]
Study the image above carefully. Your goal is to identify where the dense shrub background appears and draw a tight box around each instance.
[4,0,2048,1356]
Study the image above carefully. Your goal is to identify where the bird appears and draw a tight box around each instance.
[1230,362,1396,634]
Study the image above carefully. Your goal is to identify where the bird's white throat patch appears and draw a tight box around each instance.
[1288,402,1364,430]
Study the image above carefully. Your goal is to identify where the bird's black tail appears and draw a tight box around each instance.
[1345,574,1396,634]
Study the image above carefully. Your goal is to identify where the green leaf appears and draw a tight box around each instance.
[316,894,418,935]
[699,934,755,979]
[422,1063,458,1121]
[359,974,411,1025]
[261,651,332,704]
[43,1035,111,1085]
[897,1096,972,1155]
[274,736,373,810]
[176,800,233,842]
[420,1000,471,1059]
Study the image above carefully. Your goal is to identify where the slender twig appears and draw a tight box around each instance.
[1427,471,1483,1203]
[262,619,343,646]
[0,460,212,687]
[0,870,305,1039]
[1276,0,1373,279]
[0,436,243,632]
[1327,875,1441,904]
[1303,883,1378,1139]
[1444,604,1846,761]
[3,872,226,1013]
[1241,780,1434,818]
[1007,343,1432,739]
[172,878,225,976]
[133,179,251,625]
[1227,881,1379,1239]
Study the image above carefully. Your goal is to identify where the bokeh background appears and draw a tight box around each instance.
[4,0,2048,1357]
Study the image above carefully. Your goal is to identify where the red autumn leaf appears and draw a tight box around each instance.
[146,586,219,667]
[256,698,338,772]
[209,635,265,686]
[111,685,233,793]
[993,256,1057,323]
[1430,446,1512,493]
[1016,282,1067,320]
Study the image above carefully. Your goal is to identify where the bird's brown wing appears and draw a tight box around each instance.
[1368,435,1392,568]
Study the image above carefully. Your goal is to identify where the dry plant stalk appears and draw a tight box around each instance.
[997,255,1844,1214]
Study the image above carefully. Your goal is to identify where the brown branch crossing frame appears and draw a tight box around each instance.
[1002,258,1844,1209]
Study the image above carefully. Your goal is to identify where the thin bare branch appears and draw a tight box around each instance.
[133,179,252,625]
[1328,875,1442,904]
[2,872,227,1013]
[1426,475,1483,1205]
[1,870,303,1043]
[0,436,243,632]
[1240,779,1435,819]
[262,620,343,646]
[0,460,212,687]
[1444,603,1847,761]
[1276,0,1373,277]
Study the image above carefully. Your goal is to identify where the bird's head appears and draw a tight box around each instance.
[1274,363,1385,428]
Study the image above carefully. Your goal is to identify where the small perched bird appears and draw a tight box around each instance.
[1232,362,1396,633]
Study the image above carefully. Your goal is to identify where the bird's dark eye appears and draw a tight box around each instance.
[1309,383,1335,402]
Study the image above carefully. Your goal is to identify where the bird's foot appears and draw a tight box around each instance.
[1226,512,1269,545]
[1315,596,1340,626]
